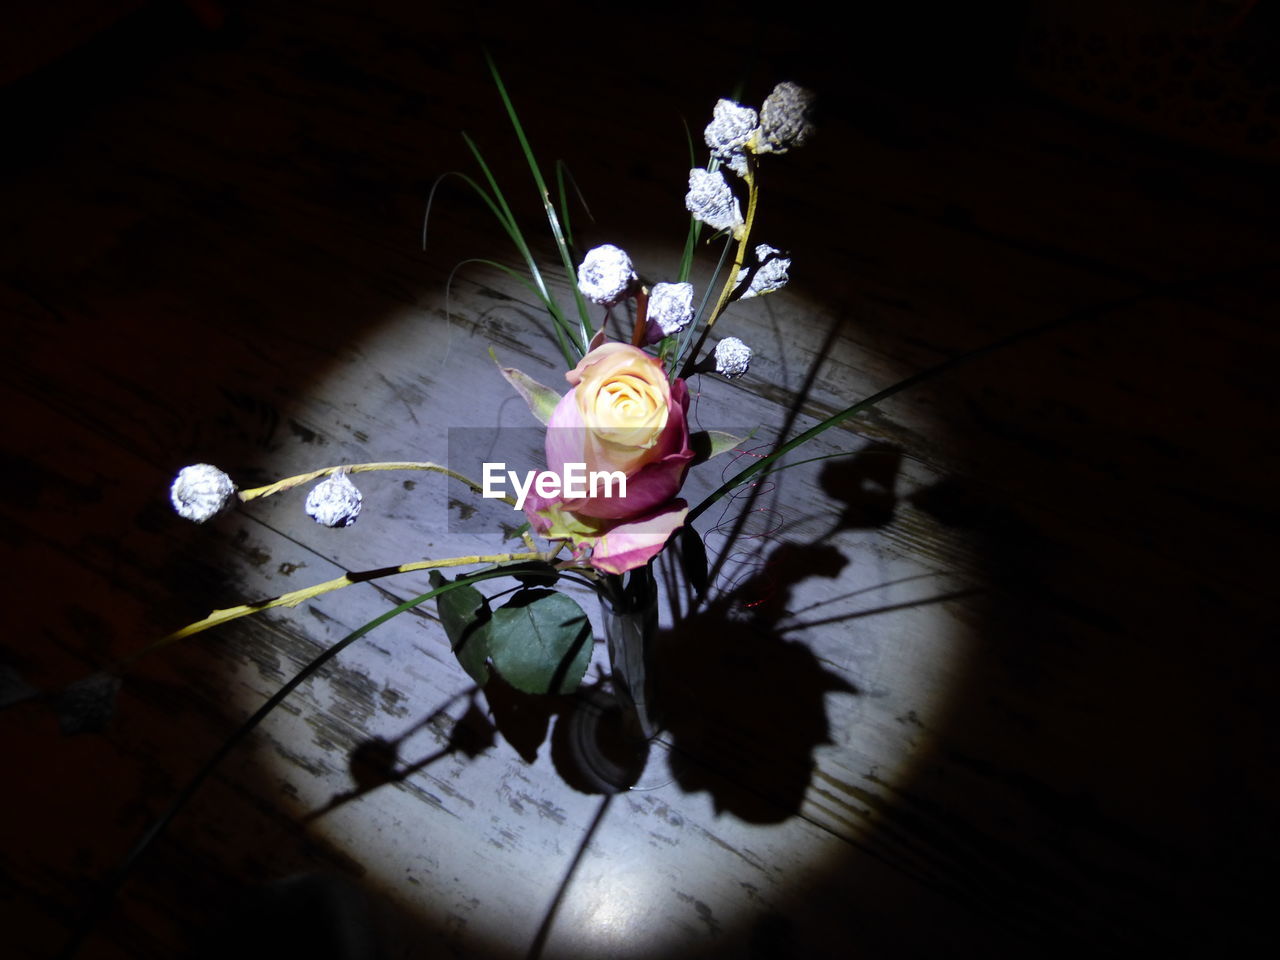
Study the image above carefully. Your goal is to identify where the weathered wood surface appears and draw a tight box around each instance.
[3,2,1277,958]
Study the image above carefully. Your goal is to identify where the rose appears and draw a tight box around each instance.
[547,342,693,519]
[527,498,691,576]
[525,342,694,573]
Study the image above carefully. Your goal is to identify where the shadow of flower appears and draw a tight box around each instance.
[652,540,858,822]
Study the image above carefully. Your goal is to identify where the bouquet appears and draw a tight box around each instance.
[159,65,818,753]
[42,70,910,953]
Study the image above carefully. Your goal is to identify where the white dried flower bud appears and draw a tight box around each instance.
[704,98,759,176]
[722,151,751,178]
[685,168,744,235]
[715,337,752,379]
[647,282,695,336]
[305,472,363,527]
[577,244,637,305]
[170,463,237,523]
[757,82,815,154]
[736,243,791,299]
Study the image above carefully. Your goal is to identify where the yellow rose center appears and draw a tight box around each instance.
[569,344,674,474]
[592,371,666,442]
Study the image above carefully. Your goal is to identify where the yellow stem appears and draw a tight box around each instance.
[238,461,513,506]
[706,168,759,329]
[120,550,542,667]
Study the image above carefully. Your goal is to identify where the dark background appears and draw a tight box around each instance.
[3,1,1278,957]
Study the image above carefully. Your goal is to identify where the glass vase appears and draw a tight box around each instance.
[599,564,660,740]
[553,563,665,794]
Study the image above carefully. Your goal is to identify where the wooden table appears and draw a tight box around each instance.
[3,2,1277,957]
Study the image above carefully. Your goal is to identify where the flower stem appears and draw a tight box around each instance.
[707,167,759,327]
[118,550,542,667]
[238,461,512,505]
[679,168,759,378]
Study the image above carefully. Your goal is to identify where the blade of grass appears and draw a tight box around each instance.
[448,256,580,340]
[424,168,576,367]
[485,53,592,353]
[554,159,593,252]
[462,135,579,367]
[424,170,514,251]
[554,160,575,251]
[676,218,703,285]
[676,116,703,285]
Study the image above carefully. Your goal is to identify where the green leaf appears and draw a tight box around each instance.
[486,589,593,695]
[689,429,749,466]
[430,571,493,685]
[498,559,561,588]
[491,349,562,425]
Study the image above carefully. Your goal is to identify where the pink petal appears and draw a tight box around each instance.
[590,501,690,575]
[571,378,693,519]
[544,390,586,477]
